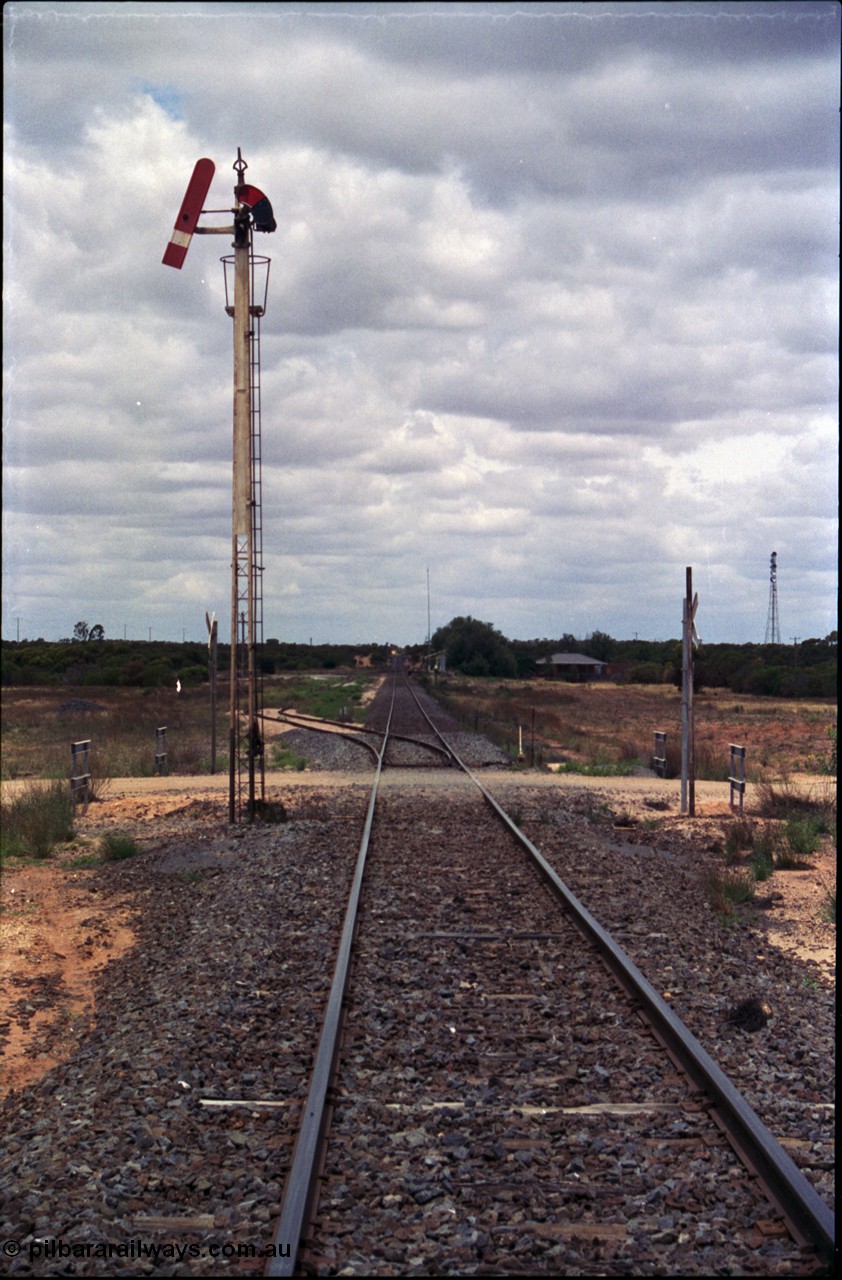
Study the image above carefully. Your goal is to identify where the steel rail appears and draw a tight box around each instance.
[266,678,397,1277]
[267,671,833,1272]
[266,710,381,764]
[266,709,453,764]
[401,674,835,1262]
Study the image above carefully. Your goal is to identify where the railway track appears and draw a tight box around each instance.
[266,672,834,1275]
[0,674,831,1277]
[270,709,453,767]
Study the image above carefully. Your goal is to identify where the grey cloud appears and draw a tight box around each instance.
[3,1,837,645]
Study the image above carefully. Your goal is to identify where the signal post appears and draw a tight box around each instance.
[164,149,275,821]
[230,189,254,820]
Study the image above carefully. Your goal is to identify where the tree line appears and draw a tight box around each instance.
[411,616,837,698]
[0,633,394,689]
[2,618,835,698]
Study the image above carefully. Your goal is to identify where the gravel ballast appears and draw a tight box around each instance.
[0,752,833,1275]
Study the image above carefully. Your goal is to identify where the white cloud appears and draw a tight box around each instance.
[3,1,838,645]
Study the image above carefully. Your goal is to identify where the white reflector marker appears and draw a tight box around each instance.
[163,158,215,269]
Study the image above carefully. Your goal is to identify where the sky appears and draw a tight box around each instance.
[3,1,839,648]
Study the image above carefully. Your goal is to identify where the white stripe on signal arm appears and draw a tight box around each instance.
[170,230,192,249]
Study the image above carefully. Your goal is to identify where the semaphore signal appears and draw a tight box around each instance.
[163,148,276,822]
[162,158,216,269]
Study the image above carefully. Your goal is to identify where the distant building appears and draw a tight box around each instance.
[535,652,607,680]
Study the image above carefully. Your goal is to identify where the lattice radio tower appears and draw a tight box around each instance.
[163,149,276,821]
[764,551,781,644]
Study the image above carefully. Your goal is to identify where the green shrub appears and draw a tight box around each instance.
[749,848,774,882]
[140,660,174,689]
[100,832,141,861]
[1,781,76,859]
[271,744,308,771]
[178,664,208,688]
[626,662,663,685]
[784,815,823,858]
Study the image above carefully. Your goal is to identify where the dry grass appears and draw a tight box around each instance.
[1,685,227,782]
[430,677,835,778]
[1,780,76,859]
[754,774,837,818]
[1,676,835,785]
[723,818,756,861]
[700,864,756,917]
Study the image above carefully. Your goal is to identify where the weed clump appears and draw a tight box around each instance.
[755,776,833,820]
[100,832,141,861]
[271,744,308,771]
[1,781,75,859]
[749,847,774,883]
[773,849,813,871]
[816,724,837,776]
[702,791,834,919]
[254,799,288,823]
[723,819,755,862]
[701,865,756,917]
[784,814,826,855]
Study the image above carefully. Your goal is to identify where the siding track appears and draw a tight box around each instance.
[267,673,833,1275]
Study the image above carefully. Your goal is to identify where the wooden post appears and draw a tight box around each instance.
[681,567,698,816]
[70,740,91,806]
[206,613,218,774]
[729,744,746,816]
[155,726,168,776]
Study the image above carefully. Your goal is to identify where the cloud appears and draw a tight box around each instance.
[3,1,838,646]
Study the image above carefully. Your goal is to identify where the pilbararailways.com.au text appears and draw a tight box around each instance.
[2,1238,291,1263]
